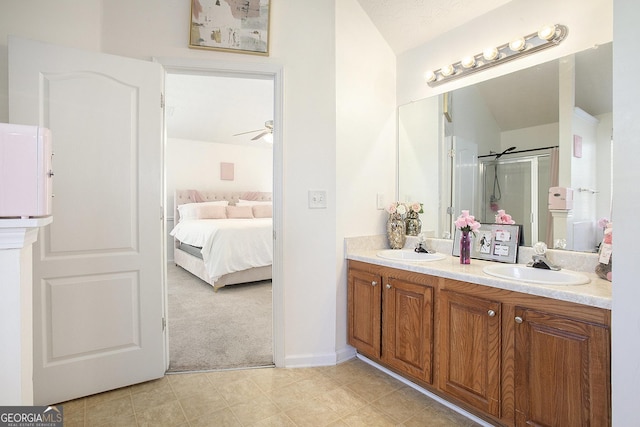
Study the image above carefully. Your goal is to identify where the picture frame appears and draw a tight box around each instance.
[452,223,521,264]
[189,0,270,56]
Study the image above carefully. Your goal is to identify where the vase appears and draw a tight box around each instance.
[405,211,422,236]
[387,214,407,249]
[460,230,471,264]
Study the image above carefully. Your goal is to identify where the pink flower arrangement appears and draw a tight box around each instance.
[408,202,423,214]
[495,209,515,224]
[386,202,423,217]
[386,202,407,216]
[454,210,481,234]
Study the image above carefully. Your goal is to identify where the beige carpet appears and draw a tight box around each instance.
[167,263,273,372]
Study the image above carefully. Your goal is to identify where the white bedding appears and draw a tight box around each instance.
[170,218,272,282]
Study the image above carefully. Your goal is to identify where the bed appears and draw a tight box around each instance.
[171,190,273,291]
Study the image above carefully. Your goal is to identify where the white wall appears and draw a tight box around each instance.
[335,0,396,357]
[166,138,272,210]
[612,1,640,424]
[501,123,559,152]
[398,97,440,234]
[595,112,613,222]
[451,85,501,158]
[0,0,103,122]
[569,109,598,250]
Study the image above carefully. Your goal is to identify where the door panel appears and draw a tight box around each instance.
[9,37,165,405]
[382,276,434,383]
[439,290,501,417]
[514,307,611,426]
[347,268,381,359]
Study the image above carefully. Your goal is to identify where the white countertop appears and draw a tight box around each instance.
[347,247,612,310]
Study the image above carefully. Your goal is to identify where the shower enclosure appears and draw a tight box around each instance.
[479,153,551,246]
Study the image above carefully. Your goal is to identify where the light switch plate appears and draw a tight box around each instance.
[308,190,327,209]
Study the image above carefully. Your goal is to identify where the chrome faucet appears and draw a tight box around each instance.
[527,242,561,271]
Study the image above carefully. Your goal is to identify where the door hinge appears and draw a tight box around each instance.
[162,317,166,331]
[446,206,455,215]
[448,149,455,158]
[160,93,165,109]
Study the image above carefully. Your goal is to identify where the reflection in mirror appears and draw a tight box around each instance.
[398,42,612,253]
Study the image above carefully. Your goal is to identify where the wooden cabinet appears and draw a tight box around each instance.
[382,275,434,383]
[347,260,435,384]
[347,261,611,427]
[347,267,381,359]
[513,307,611,427]
[439,290,502,417]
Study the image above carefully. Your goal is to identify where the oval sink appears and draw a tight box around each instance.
[482,264,590,286]
[377,249,446,262]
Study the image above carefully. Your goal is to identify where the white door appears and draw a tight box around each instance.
[9,37,166,405]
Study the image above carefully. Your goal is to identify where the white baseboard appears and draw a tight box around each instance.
[357,355,493,427]
[284,352,339,368]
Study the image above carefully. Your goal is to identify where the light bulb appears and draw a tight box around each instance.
[509,37,526,52]
[483,47,499,61]
[538,24,556,41]
[461,56,476,69]
[424,70,436,83]
[440,64,455,77]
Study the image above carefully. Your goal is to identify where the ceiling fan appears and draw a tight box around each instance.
[233,119,274,141]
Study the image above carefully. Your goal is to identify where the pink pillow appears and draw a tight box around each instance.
[226,205,254,219]
[195,205,227,219]
[252,204,272,218]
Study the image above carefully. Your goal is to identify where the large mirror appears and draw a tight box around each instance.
[398,42,612,252]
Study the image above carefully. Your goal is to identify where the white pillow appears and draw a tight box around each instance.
[178,201,229,221]
[236,199,272,206]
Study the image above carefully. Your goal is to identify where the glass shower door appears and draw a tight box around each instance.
[480,155,550,247]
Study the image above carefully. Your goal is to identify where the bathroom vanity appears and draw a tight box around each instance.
[346,239,611,427]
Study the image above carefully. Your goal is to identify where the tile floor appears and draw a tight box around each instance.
[60,358,484,426]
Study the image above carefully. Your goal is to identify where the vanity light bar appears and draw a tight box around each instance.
[425,24,568,87]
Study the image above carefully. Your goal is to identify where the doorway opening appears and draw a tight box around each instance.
[162,61,282,372]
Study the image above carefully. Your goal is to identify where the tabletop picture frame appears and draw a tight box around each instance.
[189,0,270,56]
[452,223,521,264]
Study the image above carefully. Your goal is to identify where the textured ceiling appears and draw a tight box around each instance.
[356,0,513,53]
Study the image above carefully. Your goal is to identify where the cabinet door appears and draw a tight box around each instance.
[348,268,382,358]
[439,290,502,417]
[514,307,611,427]
[382,276,434,384]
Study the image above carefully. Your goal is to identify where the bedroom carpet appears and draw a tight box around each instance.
[167,263,273,372]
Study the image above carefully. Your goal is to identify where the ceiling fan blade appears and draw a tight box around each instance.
[251,130,270,140]
[233,128,263,137]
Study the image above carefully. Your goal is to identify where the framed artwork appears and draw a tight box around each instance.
[189,0,270,55]
[220,162,234,180]
[452,223,521,264]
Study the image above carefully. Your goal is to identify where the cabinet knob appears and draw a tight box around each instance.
[386,284,392,289]
[487,310,496,317]
[515,316,523,324]
[371,281,377,287]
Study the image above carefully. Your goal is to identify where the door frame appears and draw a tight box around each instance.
[156,57,284,368]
